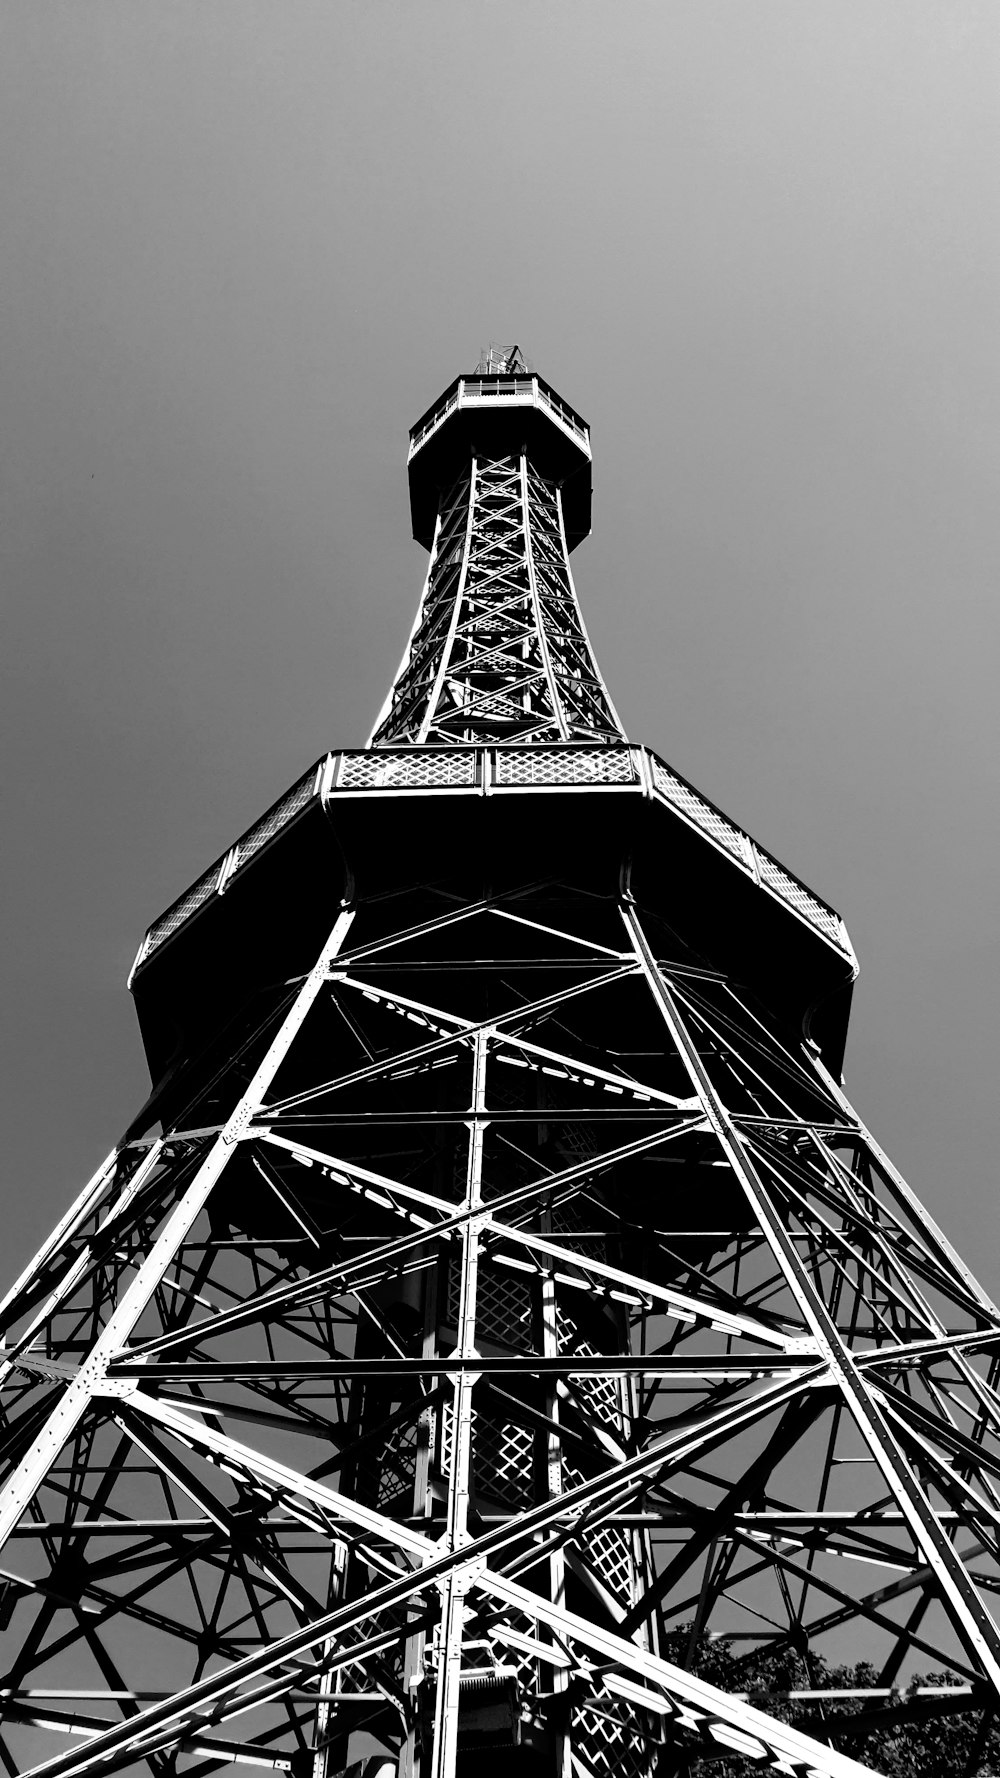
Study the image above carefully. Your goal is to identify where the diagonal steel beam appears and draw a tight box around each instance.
[126,1120,701,1361]
[478,1571,873,1778]
[622,894,1000,1700]
[0,909,356,1559]
[488,1219,801,1350]
[15,1364,847,1778]
[807,1046,1000,1324]
[267,962,638,1113]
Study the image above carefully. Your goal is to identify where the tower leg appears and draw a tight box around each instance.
[0,909,355,1568]
[430,1030,487,1778]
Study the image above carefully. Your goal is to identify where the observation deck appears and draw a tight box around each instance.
[407,373,593,550]
[129,743,857,1087]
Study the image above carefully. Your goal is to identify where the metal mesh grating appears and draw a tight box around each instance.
[357,1416,419,1513]
[562,1448,637,1611]
[447,1261,533,1352]
[754,849,844,944]
[339,751,477,789]
[651,757,849,950]
[585,1520,637,1605]
[439,1396,453,1481]
[140,769,318,965]
[377,1420,418,1510]
[486,1606,543,1691]
[560,1330,626,1435]
[550,1194,610,1266]
[576,1697,660,1778]
[237,769,317,867]
[650,760,747,862]
[557,1270,640,1618]
[334,753,387,787]
[495,748,635,786]
[480,1267,534,1351]
[474,1416,534,1510]
[143,871,219,957]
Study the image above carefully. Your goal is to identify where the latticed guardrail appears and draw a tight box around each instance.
[408,375,591,461]
[131,746,852,975]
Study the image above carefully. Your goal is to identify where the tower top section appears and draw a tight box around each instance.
[372,364,620,747]
[407,367,593,551]
[475,342,531,374]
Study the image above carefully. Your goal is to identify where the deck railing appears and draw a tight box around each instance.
[131,746,853,978]
[408,376,590,461]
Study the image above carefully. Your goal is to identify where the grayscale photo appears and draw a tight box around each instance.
[1,6,998,1775]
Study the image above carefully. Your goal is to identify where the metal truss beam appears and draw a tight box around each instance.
[369,457,624,747]
[5,874,1000,1777]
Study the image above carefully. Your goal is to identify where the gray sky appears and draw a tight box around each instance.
[2,1,999,1295]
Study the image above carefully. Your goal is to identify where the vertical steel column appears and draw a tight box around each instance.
[401,1262,441,1778]
[429,1029,489,1778]
[311,1539,349,1778]
[539,1208,571,1778]
[520,455,569,741]
[416,462,478,745]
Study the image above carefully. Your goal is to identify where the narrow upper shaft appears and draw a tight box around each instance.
[371,370,623,748]
[370,451,624,747]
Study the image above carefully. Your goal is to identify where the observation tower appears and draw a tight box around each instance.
[2,350,1000,1778]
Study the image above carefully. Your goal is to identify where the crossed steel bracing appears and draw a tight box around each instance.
[368,457,624,747]
[3,880,1000,1777]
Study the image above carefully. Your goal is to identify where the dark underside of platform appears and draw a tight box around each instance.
[129,788,853,1118]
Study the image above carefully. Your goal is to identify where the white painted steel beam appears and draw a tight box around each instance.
[621,895,1000,1701]
[0,909,355,1557]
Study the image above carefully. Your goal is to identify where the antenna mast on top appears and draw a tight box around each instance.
[475,341,532,374]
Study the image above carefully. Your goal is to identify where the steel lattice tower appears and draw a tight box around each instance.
[3,352,1000,1778]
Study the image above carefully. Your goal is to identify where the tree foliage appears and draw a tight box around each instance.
[660,1629,999,1776]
